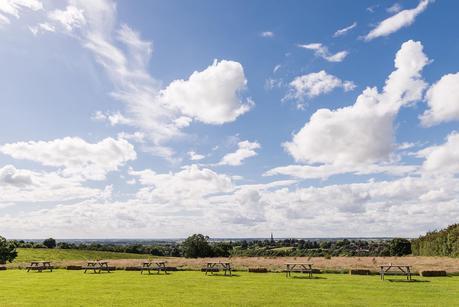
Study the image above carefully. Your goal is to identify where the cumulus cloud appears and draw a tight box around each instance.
[130,165,234,204]
[420,72,459,126]
[418,132,459,175]
[333,22,357,37]
[218,140,260,166]
[2,174,458,238]
[0,165,104,203]
[298,43,348,62]
[365,0,431,41]
[284,40,428,167]
[0,165,33,187]
[0,137,136,181]
[285,70,356,101]
[31,1,253,158]
[159,60,253,125]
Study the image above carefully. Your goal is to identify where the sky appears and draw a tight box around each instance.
[1,0,459,239]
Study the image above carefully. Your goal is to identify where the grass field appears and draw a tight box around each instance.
[14,248,146,263]
[0,270,457,306]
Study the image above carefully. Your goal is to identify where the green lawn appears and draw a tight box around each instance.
[0,270,457,306]
[14,248,146,262]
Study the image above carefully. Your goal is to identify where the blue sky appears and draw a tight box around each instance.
[1,0,459,238]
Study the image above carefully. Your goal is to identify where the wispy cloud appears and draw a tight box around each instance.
[297,43,348,62]
[365,0,431,41]
[333,22,357,37]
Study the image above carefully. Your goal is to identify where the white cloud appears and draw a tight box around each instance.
[420,72,459,126]
[130,165,233,203]
[92,110,131,126]
[48,5,86,31]
[0,0,42,26]
[265,163,417,180]
[0,164,33,187]
[0,137,136,181]
[2,174,458,238]
[298,43,348,62]
[285,70,356,101]
[418,132,459,175]
[159,60,253,125]
[37,1,253,158]
[0,165,104,203]
[387,3,403,14]
[333,22,357,37]
[218,140,260,166]
[29,22,55,35]
[260,31,274,38]
[188,151,205,161]
[365,0,431,41]
[284,40,428,167]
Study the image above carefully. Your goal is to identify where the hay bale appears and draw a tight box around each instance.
[0,266,6,271]
[349,269,371,275]
[248,267,268,273]
[66,265,82,270]
[420,270,447,277]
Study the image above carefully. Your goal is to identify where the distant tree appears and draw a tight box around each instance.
[0,236,18,264]
[181,234,213,258]
[43,238,57,249]
[389,238,412,256]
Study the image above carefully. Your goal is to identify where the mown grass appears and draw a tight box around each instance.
[0,270,457,306]
[14,248,146,262]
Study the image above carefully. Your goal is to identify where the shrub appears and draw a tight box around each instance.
[181,234,213,258]
[0,236,17,264]
[389,238,411,256]
[43,238,57,249]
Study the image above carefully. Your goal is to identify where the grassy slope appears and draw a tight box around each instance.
[14,248,146,262]
[0,271,457,306]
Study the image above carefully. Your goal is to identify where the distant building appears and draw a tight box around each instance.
[270,233,274,244]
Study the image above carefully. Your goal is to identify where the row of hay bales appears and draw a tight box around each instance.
[0,265,449,276]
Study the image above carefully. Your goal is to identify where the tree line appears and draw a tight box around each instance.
[411,223,459,257]
[1,234,413,263]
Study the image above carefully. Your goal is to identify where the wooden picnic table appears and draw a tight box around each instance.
[141,261,168,274]
[26,261,53,272]
[83,261,111,274]
[205,262,232,276]
[379,264,412,280]
[285,262,314,278]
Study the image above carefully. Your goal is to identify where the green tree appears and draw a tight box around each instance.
[181,234,213,258]
[389,238,412,256]
[43,238,57,249]
[0,236,18,264]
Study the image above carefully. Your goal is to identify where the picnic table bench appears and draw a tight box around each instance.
[141,261,168,274]
[26,261,53,272]
[83,261,111,274]
[379,264,412,280]
[285,262,314,278]
[205,262,232,276]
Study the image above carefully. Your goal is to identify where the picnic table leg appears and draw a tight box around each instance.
[380,267,384,280]
[407,267,411,281]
